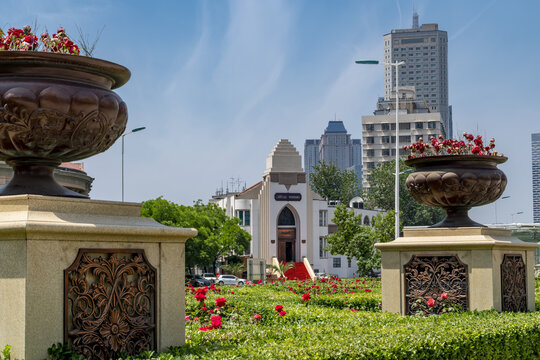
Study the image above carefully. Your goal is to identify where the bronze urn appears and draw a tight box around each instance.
[404,155,507,227]
[0,51,130,198]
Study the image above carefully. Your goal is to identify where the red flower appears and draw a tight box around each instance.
[279,311,287,317]
[274,305,284,312]
[253,314,262,321]
[210,315,222,328]
[195,293,207,302]
[215,298,227,307]
[301,293,311,301]
[196,287,207,295]
[427,298,435,307]
[199,326,212,331]
[364,288,372,292]
[441,292,448,300]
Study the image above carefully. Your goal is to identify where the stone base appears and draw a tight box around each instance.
[0,195,196,360]
[375,227,538,315]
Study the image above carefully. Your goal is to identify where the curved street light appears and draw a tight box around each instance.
[122,127,146,202]
[511,211,524,223]
[356,60,406,239]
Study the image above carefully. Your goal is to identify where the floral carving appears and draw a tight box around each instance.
[404,254,468,315]
[0,84,127,162]
[64,249,156,360]
[501,254,527,312]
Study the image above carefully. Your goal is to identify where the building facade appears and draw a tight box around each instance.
[533,133,540,223]
[304,120,362,182]
[213,139,380,278]
[361,87,444,187]
[383,14,451,137]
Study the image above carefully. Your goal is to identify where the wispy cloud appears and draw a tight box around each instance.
[450,0,498,41]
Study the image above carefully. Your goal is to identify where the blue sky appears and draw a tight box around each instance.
[3,0,540,224]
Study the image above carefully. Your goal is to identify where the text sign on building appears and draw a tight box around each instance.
[274,193,302,201]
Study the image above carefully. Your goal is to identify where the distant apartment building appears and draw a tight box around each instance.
[361,87,444,188]
[304,120,362,183]
[532,133,540,222]
[383,13,452,137]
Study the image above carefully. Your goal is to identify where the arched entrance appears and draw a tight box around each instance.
[277,207,297,262]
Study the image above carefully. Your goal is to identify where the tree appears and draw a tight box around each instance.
[364,159,445,226]
[325,205,397,275]
[309,161,361,204]
[220,262,246,277]
[141,197,251,272]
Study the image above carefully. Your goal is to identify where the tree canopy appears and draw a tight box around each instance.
[325,205,397,275]
[309,161,361,205]
[141,197,251,272]
[363,159,445,227]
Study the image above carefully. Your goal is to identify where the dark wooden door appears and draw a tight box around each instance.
[277,228,296,262]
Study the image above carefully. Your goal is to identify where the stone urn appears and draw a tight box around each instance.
[0,51,130,198]
[404,155,507,227]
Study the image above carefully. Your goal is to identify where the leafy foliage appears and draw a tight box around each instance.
[309,161,361,204]
[220,262,246,277]
[325,205,397,275]
[267,262,295,278]
[141,197,251,271]
[364,158,445,226]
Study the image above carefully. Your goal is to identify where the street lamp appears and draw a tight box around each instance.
[121,126,146,202]
[356,60,406,239]
[494,195,510,224]
[511,211,524,223]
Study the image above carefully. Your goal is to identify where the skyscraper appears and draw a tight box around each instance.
[383,13,451,137]
[304,120,362,182]
[532,133,540,222]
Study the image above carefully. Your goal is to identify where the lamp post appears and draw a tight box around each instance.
[121,126,146,202]
[356,60,406,239]
[511,211,524,224]
[494,195,510,224]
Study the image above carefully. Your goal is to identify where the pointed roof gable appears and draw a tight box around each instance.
[263,139,303,176]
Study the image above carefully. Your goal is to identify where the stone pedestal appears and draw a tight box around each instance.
[375,227,538,315]
[0,195,196,360]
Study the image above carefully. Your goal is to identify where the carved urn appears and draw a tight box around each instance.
[404,155,507,227]
[0,51,130,198]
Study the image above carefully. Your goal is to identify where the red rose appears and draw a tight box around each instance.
[210,315,222,328]
[253,314,262,321]
[274,305,284,312]
[279,311,287,316]
[301,293,311,301]
[441,292,448,300]
[195,293,207,302]
[199,326,212,331]
[215,298,227,307]
[427,298,435,307]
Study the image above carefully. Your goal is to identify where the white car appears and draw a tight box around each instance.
[202,273,217,283]
[217,275,246,285]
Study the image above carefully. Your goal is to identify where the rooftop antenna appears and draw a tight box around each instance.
[412,11,419,29]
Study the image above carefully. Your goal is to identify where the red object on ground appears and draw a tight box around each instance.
[284,262,311,281]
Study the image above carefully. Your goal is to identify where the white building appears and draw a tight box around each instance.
[212,139,381,278]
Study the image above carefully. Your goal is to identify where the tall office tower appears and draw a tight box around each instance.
[361,87,444,188]
[383,14,452,137]
[532,133,540,222]
[304,120,362,183]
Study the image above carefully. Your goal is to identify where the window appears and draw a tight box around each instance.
[333,257,341,268]
[366,137,374,144]
[363,216,370,226]
[366,162,375,169]
[415,122,424,129]
[366,149,375,156]
[382,136,390,143]
[428,121,437,129]
[416,135,423,141]
[348,259,352,268]
[381,123,390,130]
[278,207,295,225]
[236,210,251,226]
[382,149,390,156]
[399,135,411,143]
[319,210,328,226]
[399,123,410,130]
[319,236,328,259]
[391,136,396,143]
[365,124,374,131]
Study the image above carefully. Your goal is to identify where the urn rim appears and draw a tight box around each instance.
[0,51,130,89]
[404,154,507,168]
